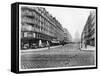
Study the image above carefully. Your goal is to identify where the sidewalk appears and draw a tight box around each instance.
[21,45,62,53]
[80,45,95,51]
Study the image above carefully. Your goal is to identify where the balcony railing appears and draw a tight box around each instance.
[21,24,33,31]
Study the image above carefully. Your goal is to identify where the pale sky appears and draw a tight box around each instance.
[43,6,94,39]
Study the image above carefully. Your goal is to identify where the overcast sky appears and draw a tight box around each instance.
[43,6,94,39]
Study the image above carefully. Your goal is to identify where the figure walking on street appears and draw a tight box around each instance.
[85,41,87,48]
[47,41,50,49]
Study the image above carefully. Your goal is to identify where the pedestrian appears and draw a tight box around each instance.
[62,40,65,46]
[85,41,87,48]
[47,41,50,49]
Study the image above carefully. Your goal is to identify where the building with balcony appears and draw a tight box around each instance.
[21,6,64,49]
[63,28,72,43]
[81,11,96,48]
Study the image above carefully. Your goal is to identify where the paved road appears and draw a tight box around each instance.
[21,43,96,69]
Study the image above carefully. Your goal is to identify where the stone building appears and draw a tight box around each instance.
[21,6,64,49]
[81,11,96,48]
[63,28,72,43]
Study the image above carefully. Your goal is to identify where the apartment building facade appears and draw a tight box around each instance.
[81,11,96,48]
[21,6,64,49]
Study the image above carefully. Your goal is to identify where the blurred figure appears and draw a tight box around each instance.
[47,41,50,49]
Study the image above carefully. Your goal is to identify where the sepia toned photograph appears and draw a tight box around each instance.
[17,3,97,72]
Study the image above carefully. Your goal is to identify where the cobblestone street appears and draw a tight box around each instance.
[21,43,95,69]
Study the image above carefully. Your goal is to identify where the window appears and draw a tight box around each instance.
[33,33,35,38]
[24,32,28,37]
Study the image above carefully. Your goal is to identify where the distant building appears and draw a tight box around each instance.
[63,28,72,43]
[81,11,96,48]
[74,31,81,43]
[21,6,64,49]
